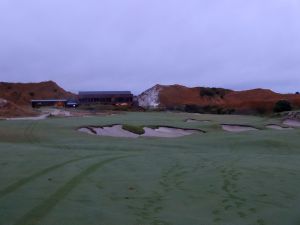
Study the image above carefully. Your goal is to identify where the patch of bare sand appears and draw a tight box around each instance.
[78,128,95,135]
[283,119,300,127]
[143,127,197,138]
[93,125,139,138]
[222,125,258,132]
[266,124,293,130]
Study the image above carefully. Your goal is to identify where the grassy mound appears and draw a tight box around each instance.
[122,124,145,135]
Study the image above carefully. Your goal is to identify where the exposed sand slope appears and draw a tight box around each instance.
[222,125,258,132]
[138,85,162,108]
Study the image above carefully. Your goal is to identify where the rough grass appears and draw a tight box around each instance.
[0,112,299,225]
[122,124,145,135]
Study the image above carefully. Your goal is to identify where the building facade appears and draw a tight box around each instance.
[78,91,133,105]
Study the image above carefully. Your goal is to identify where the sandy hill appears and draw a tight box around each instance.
[138,84,300,113]
[0,81,76,118]
[0,81,76,106]
[0,98,37,117]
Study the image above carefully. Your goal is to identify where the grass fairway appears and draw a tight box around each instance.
[0,112,300,225]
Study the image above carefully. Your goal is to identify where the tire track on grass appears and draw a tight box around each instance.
[13,155,131,225]
[128,161,187,225]
[23,120,38,145]
[23,119,85,158]
[0,153,113,199]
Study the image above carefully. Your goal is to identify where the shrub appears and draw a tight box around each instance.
[78,104,114,111]
[184,104,235,114]
[296,92,299,95]
[254,106,268,115]
[165,105,185,111]
[122,124,145,135]
[185,104,203,113]
[200,88,216,97]
[200,87,231,98]
[273,100,292,113]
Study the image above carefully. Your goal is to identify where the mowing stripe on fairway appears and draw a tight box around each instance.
[0,153,114,199]
[13,155,131,225]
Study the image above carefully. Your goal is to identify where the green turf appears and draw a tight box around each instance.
[122,124,145,135]
[0,112,300,225]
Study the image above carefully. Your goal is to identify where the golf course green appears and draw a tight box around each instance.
[0,112,300,225]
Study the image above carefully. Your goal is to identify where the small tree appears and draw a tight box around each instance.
[296,92,299,95]
[273,100,292,113]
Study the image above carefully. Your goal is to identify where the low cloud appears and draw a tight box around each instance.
[0,0,299,94]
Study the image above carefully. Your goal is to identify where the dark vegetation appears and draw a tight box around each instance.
[273,100,292,113]
[78,104,128,111]
[199,87,231,98]
[254,106,268,115]
[78,103,144,112]
[122,124,145,135]
[164,104,235,114]
[185,104,235,114]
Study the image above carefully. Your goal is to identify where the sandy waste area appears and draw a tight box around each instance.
[78,125,199,138]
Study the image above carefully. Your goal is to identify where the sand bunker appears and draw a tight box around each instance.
[143,127,197,138]
[79,125,139,138]
[93,125,139,138]
[77,127,97,135]
[283,119,300,127]
[222,125,258,132]
[266,124,293,130]
[78,125,200,138]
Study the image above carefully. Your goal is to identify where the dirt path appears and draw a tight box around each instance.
[6,114,49,121]
[0,154,111,199]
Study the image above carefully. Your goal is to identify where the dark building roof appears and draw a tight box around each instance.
[79,91,132,95]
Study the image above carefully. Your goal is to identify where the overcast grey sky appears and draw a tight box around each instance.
[0,0,300,94]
